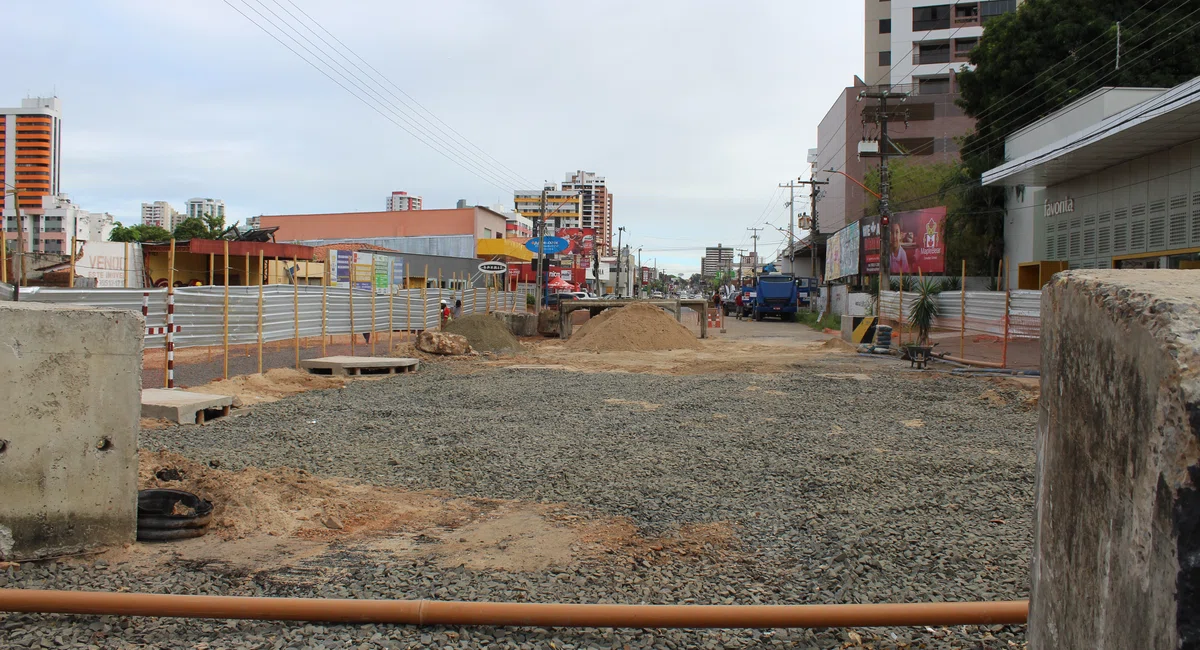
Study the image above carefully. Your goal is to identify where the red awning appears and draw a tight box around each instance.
[547,277,573,289]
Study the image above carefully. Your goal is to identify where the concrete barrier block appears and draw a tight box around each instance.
[1035,270,1200,649]
[0,302,142,560]
[493,311,537,337]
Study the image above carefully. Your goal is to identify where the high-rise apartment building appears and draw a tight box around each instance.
[186,198,225,222]
[514,185,581,230]
[386,191,422,211]
[6,194,113,255]
[865,0,1020,89]
[702,246,735,278]
[561,171,614,253]
[141,201,183,230]
[1,97,62,213]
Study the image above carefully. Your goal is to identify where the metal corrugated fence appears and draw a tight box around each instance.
[18,286,525,350]
[879,289,1040,340]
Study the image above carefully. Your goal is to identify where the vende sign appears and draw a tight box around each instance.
[75,241,144,287]
[1044,197,1075,216]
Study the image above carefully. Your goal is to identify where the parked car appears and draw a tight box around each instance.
[650,291,664,299]
[545,292,580,308]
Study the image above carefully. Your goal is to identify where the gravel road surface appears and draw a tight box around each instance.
[3,356,1037,649]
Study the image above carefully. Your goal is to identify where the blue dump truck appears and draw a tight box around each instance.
[753,273,799,321]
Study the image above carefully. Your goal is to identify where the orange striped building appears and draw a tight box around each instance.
[2,97,62,213]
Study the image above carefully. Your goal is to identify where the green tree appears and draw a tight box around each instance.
[109,222,171,243]
[172,211,226,240]
[951,0,1200,274]
[863,159,961,216]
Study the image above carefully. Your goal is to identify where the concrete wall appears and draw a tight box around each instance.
[1034,270,1200,649]
[0,301,142,560]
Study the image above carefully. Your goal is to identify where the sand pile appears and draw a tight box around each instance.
[192,368,346,406]
[566,303,700,352]
[817,337,858,353]
[444,314,523,354]
[138,450,477,540]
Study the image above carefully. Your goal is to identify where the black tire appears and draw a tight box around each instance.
[137,489,214,540]
[137,527,209,542]
[754,311,764,321]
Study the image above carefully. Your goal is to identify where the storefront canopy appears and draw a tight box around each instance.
[984,75,1200,188]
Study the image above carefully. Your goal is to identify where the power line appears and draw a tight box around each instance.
[222,0,525,193]
[268,0,536,189]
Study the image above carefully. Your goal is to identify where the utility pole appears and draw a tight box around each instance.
[792,177,829,278]
[859,86,908,289]
[537,187,547,308]
[778,181,798,273]
[616,226,625,298]
[746,228,763,281]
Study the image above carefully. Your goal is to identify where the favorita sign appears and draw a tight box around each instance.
[1044,198,1075,216]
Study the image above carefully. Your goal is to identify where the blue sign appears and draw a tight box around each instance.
[525,236,569,254]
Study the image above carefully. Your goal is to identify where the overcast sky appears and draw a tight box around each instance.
[7,0,862,274]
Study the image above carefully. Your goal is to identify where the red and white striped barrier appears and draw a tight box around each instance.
[144,291,182,388]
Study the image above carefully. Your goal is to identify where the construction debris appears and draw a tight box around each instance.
[567,303,700,352]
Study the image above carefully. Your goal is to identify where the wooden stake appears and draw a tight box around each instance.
[898,268,904,348]
[68,236,76,287]
[321,257,328,357]
[165,239,176,388]
[422,264,428,329]
[474,286,479,315]
[1,227,6,284]
[405,270,412,340]
[257,251,265,373]
[209,253,214,286]
[388,272,395,354]
[293,254,300,370]
[370,268,377,357]
[245,254,250,287]
[223,240,230,380]
[960,259,966,359]
[1002,288,1011,368]
[123,242,129,288]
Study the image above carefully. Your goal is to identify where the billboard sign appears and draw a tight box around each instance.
[824,222,860,280]
[75,241,144,288]
[525,236,569,254]
[555,228,597,257]
[861,206,946,275]
[331,250,404,291]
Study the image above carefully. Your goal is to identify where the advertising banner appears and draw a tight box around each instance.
[75,241,144,288]
[824,222,860,280]
[862,207,946,275]
[331,250,404,291]
[555,228,597,257]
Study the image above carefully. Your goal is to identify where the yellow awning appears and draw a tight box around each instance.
[476,238,533,262]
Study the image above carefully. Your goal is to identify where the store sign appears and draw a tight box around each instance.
[1044,197,1075,216]
[478,261,507,274]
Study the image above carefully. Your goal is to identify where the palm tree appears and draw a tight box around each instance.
[907,278,940,347]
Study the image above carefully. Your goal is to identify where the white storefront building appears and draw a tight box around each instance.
[985,76,1200,288]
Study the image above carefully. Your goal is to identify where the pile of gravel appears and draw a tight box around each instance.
[444,314,523,354]
[6,358,1038,647]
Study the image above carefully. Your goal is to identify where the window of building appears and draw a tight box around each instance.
[981,0,1017,21]
[955,37,979,56]
[917,75,952,94]
[484,228,492,238]
[879,18,891,33]
[878,50,892,66]
[913,5,951,30]
[916,42,951,64]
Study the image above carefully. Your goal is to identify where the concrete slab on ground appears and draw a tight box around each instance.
[141,389,233,425]
[300,356,419,376]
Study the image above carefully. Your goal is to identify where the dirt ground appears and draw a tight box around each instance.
[120,450,737,577]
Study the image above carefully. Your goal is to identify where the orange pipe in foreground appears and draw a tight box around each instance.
[0,590,1028,629]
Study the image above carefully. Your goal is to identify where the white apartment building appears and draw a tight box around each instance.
[386,190,422,211]
[6,194,113,255]
[186,197,225,221]
[865,0,1020,89]
[561,170,614,253]
[140,201,182,230]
